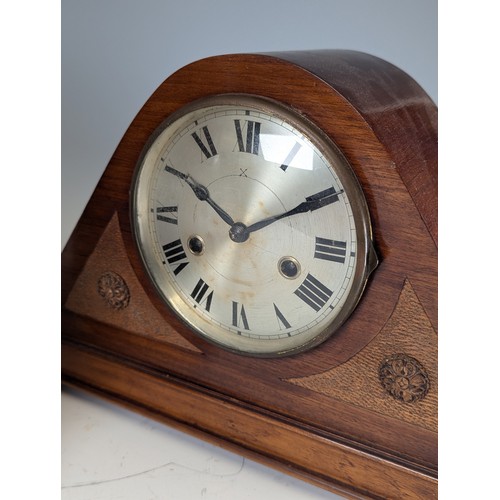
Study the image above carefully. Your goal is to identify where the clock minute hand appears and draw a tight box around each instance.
[246,187,344,234]
[164,165,235,226]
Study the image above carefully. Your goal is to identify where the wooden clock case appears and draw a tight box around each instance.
[62,50,437,499]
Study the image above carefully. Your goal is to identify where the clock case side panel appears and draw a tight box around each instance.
[62,51,437,498]
[266,50,438,246]
[258,50,438,332]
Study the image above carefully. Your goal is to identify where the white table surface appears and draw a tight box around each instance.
[61,385,344,500]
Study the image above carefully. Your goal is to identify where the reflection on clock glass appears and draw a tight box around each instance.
[132,96,373,356]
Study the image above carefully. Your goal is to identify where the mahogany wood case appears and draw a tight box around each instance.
[61,50,437,499]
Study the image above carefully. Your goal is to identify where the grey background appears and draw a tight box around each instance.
[61,1,437,498]
[61,0,437,247]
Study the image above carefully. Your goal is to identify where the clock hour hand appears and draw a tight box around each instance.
[245,186,344,234]
[164,165,235,226]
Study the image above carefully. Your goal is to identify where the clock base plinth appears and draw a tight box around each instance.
[62,342,437,499]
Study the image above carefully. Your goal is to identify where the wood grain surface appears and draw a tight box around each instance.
[62,50,437,499]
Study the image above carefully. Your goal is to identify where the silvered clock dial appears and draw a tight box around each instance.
[131,94,377,356]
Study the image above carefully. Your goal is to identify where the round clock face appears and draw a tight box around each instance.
[132,95,376,356]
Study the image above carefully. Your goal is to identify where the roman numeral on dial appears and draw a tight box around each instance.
[232,301,250,331]
[234,119,261,155]
[192,126,217,159]
[162,239,189,275]
[294,273,334,312]
[280,141,302,172]
[314,237,347,264]
[273,304,291,330]
[190,278,214,312]
[156,206,178,224]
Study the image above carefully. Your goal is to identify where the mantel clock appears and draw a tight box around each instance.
[62,50,437,499]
